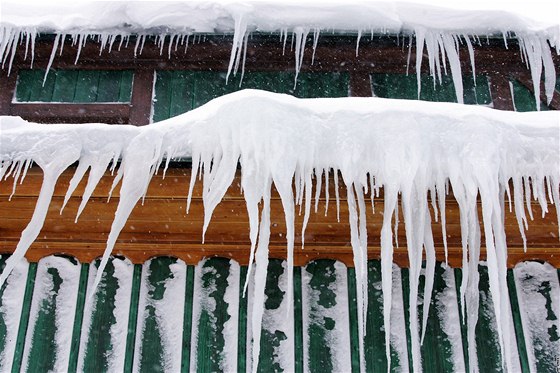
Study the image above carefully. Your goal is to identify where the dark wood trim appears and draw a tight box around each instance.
[488,73,515,111]
[129,69,155,125]
[10,103,130,124]
[0,67,18,115]
[349,72,373,97]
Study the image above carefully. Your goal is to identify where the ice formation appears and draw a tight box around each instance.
[1,89,558,371]
[1,1,559,108]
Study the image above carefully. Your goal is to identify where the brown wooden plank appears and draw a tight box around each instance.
[129,69,154,125]
[0,166,558,267]
[488,73,515,111]
[10,103,130,124]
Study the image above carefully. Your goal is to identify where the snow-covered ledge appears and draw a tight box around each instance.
[1,1,559,110]
[1,90,559,371]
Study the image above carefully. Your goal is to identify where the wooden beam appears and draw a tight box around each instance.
[488,73,515,111]
[129,69,155,125]
[1,167,558,267]
[10,103,130,124]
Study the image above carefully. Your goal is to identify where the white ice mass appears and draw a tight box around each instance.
[0,90,559,371]
[1,1,559,371]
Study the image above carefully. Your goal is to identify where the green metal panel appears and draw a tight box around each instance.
[371,73,491,104]
[513,261,560,373]
[256,259,293,372]
[16,69,133,103]
[237,266,248,373]
[365,261,404,372]
[418,262,465,372]
[28,70,56,102]
[124,264,142,373]
[294,266,304,373]
[134,257,186,372]
[77,257,133,373]
[0,256,29,372]
[510,80,549,112]
[14,69,41,102]
[302,259,352,372]
[347,267,360,373]
[181,265,195,373]
[475,265,506,372]
[453,268,471,373]
[21,255,81,372]
[96,70,121,102]
[152,71,350,121]
[68,263,89,373]
[51,70,79,102]
[506,269,531,372]
[191,257,239,372]
[11,262,37,373]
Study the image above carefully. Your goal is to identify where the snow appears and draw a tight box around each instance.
[0,1,558,111]
[0,89,559,371]
[302,260,352,372]
[436,265,465,371]
[77,257,133,373]
[0,256,28,373]
[190,258,239,371]
[133,258,186,373]
[21,255,81,373]
[514,261,560,372]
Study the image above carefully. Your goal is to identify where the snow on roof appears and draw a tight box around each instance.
[1,1,558,110]
[1,0,558,36]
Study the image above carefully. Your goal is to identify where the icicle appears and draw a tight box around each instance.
[356,29,362,57]
[293,27,309,88]
[442,33,464,104]
[250,177,272,373]
[380,185,398,371]
[311,28,320,65]
[226,15,248,83]
[43,33,61,86]
[415,28,426,98]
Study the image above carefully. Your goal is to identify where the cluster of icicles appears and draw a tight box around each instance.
[0,22,558,109]
[1,90,559,372]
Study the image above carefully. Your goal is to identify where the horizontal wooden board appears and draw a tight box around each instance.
[0,167,558,267]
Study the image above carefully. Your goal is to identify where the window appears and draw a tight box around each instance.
[152,71,350,122]
[371,73,492,105]
[15,69,133,103]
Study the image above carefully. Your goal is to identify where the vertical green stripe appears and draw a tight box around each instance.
[11,263,37,373]
[181,265,195,373]
[453,268,470,373]
[74,70,100,102]
[118,70,134,102]
[195,258,234,372]
[52,70,78,102]
[67,264,89,373]
[237,266,248,373]
[347,267,360,373]
[124,264,142,373]
[476,265,504,372]
[258,259,288,372]
[96,70,121,102]
[506,269,530,372]
[418,263,458,372]
[294,267,304,373]
[400,268,414,371]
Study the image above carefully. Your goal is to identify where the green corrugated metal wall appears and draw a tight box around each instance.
[1,255,558,372]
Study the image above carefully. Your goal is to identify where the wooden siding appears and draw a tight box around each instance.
[0,166,558,267]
